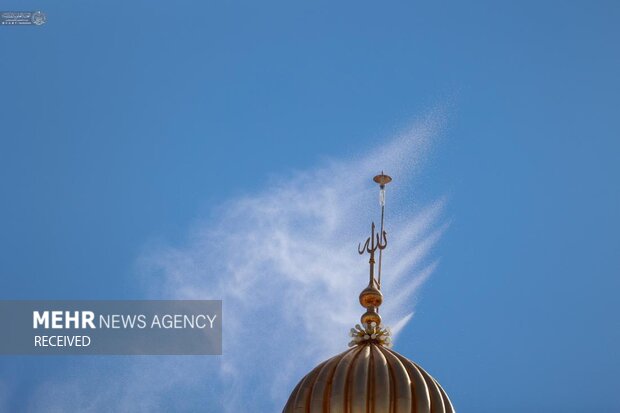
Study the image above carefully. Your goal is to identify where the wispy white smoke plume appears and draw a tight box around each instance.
[25,115,447,412]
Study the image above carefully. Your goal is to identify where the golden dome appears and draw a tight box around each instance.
[282,341,454,413]
[283,174,455,413]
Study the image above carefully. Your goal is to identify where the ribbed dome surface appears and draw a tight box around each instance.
[283,342,454,413]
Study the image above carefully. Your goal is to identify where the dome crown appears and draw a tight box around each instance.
[283,174,455,413]
[283,342,454,413]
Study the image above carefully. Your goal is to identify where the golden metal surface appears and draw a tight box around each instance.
[282,342,455,413]
[359,285,383,308]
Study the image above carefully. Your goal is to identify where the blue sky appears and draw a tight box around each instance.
[1,1,619,412]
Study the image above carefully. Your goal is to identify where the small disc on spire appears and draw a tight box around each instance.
[373,172,392,187]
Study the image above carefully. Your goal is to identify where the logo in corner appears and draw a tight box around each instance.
[31,11,46,26]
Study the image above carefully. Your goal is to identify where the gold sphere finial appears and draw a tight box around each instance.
[359,284,383,308]
[361,308,382,325]
[359,284,383,325]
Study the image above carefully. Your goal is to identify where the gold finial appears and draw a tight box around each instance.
[355,172,392,328]
[349,171,392,347]
[349,173,394,347]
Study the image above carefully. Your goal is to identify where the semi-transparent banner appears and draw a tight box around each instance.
[0,300,222,355]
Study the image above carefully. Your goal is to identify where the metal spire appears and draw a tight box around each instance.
[348,173,394,347]
[373,171,392,287]
[356,172,392,327]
